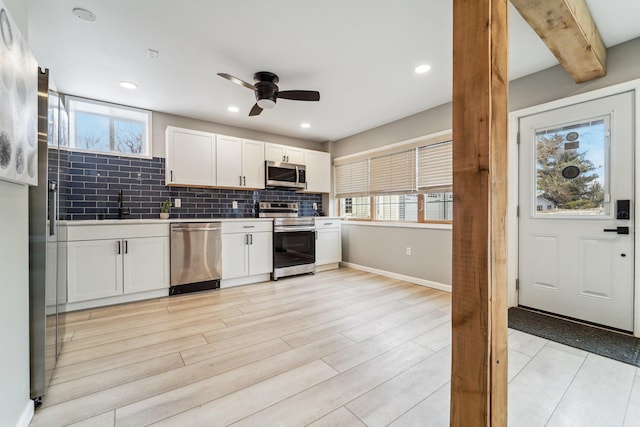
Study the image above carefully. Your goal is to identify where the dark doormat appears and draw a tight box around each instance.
[508,307,640,367]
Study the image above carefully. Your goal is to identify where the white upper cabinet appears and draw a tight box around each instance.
[166,126,216,187]
[265,143,305,164]
[303,150,331,193]
[216,135,265,189]
[216,135,243,187]
[241,139,266,188]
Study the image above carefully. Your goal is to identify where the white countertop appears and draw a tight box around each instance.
[60,216,341,226]
[59,218,274,226]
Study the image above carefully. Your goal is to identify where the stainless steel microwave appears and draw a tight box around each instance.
[265,161,306,189]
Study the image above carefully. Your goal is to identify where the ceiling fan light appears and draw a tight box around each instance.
[257,98,276,109]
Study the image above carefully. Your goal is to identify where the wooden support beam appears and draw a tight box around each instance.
[451,0,508,425]
[510,0,607,83]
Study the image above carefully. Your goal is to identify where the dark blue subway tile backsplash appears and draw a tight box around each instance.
[52,149,322,220]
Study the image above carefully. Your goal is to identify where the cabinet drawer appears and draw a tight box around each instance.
[67,223,170,241]
[222,221,272,234]
[314,219,341,229]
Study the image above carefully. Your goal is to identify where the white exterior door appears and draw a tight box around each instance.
[518,91,635,331]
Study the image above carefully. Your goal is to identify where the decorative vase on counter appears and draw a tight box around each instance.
[160,212,169,219]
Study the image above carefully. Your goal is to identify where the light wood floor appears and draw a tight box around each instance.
[30,268,640,427]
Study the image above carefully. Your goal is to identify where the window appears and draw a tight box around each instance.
[418,141,452,222]
[67,96,152,157]
[333,133,454,224]
[424,192,453,221]
[339,197,371,219]
[376,194,418,221]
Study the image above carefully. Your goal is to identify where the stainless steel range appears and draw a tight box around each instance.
[258,202,316,280]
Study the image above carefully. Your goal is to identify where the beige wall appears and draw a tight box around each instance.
[334,37,640,286]
[152,112,325,158]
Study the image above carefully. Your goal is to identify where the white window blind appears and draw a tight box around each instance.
[369,149,416,195]
[417,141,452,192]
[334,159,369,198]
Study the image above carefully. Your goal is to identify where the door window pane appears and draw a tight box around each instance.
[535,117,608,216]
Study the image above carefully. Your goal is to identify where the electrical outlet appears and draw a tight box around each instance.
[313,202,318,210]
[405,247,412,256]
[174,198,181,208]
[232,200,238,209]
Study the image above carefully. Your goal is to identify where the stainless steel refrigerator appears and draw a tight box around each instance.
[28,68,67,405]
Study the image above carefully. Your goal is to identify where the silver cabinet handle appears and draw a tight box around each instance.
[315,230,318,240]
[124,240,128,254]
[243,225,255,228]
[249,234,253,244]
[245,234,249,245]
[117,241,121,255]
[240,175,243,186]
[170,170,174,182]
[243,176,246,186]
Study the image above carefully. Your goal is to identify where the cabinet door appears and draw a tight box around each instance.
[123,237,170,294]
[304,150,331,193]
[248,232,273,275]
[67,239,123,302]
[316,228,342,265]
[265,143,287,162]
[285,146,305,164]
[216,135,243,188]
[166,127,216,186]
[222,233,249,279]
[242,139,265,189]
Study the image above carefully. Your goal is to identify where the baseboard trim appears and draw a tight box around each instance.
[340,262,452,293]
[16,400,34,427]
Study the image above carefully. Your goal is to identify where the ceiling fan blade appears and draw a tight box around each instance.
[276,90,320,102]
[249,103,263,116]
[217,73,255,90]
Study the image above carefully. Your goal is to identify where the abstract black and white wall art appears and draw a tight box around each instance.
[0,0,38,185]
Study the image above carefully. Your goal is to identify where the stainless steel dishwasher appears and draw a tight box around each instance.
[170,222,222,295]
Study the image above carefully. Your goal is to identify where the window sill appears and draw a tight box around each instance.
[341,220,452,230]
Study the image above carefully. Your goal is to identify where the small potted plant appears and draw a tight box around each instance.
[160,200,172,219]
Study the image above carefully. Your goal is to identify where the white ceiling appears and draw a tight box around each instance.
[27,1,640,143]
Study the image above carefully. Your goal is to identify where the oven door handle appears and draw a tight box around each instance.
[274,226,316,233]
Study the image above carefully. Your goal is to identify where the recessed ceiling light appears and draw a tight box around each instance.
[227,106,240,113]
[119,81,138,90]
[300,123,311,129]
[72,8,97,23]
[414,64,432,74]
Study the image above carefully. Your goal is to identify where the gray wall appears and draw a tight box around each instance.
[152,112,325,158]
[1,5,32,427]
[334,37,640,287]
[342,224,452,286]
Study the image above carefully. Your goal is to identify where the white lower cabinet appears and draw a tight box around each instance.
[123,237,170,294]
[66,224,170,305]
[315,219,342,269]
[221,221,272,285]
[68,239,123,302]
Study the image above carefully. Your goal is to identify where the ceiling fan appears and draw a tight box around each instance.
[217,71,320,116]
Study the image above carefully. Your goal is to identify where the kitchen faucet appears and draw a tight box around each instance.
[118,190,130,219]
